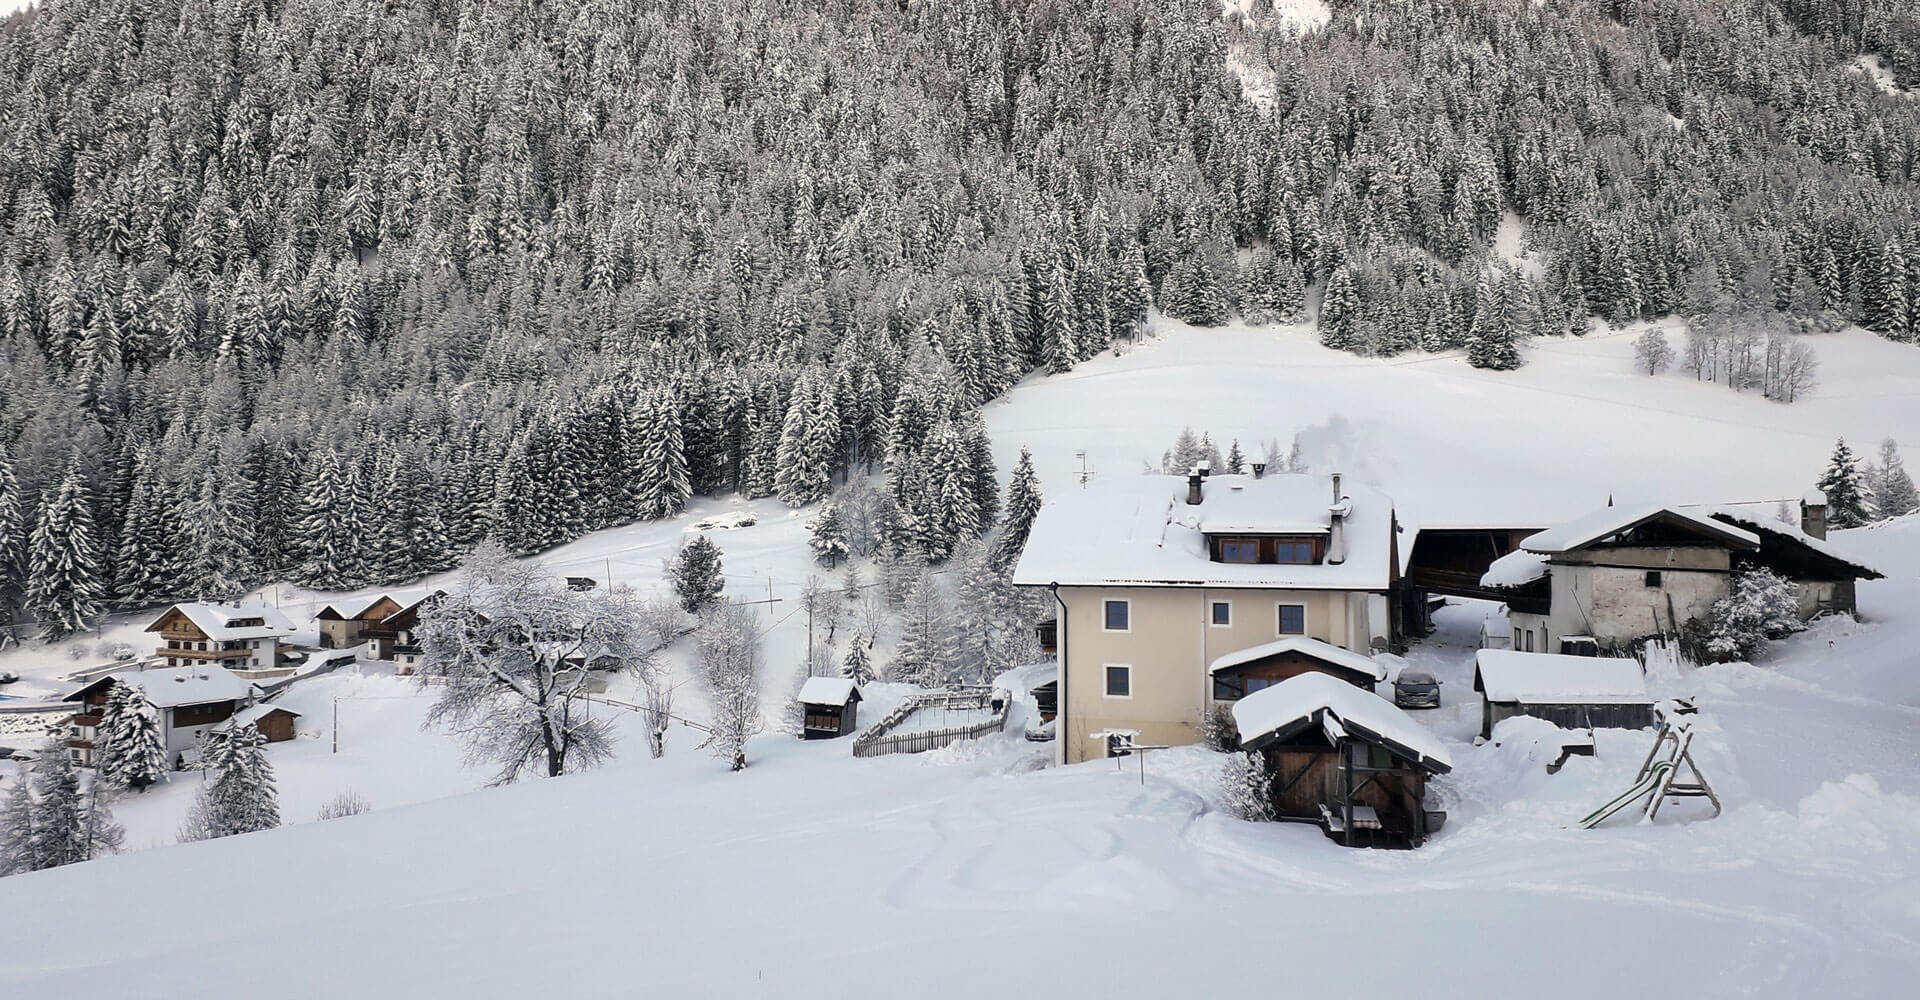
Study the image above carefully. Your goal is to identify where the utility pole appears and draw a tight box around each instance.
[332,696,339,754]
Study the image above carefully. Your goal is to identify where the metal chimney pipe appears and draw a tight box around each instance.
[1251,462,1267,480]
[1186,469,1204,505]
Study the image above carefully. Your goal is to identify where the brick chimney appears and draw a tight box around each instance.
[1800,490,1828,540]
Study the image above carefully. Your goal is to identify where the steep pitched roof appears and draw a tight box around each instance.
[1231,673,1451,772]
[146,603,297,641]
[1012,473,1394,591]
[65,668,256,710]
[1207,636,1388,683]
[1688,505,1883,580]
[796,676,861,706]
[1520,505,1759,555]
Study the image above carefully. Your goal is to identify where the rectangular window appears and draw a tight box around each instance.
[1277,604,1306,635]
[1221,540,1259,563]
[1210,601,1231,626]
[1644,571,1662,588]
[1276,541,1315,564]
[1103,600,1130,632]
[1104,665,1131,698]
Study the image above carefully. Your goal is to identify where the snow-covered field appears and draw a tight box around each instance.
[2,319,1919,996]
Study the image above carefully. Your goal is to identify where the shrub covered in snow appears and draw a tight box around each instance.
[317,790,371,821]
[1199,705,1240,753]
[1221,750,1276,822]
[1702,566,1805,662]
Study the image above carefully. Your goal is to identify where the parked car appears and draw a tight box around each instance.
[4,747,39,762]
[1393,669,1442,709]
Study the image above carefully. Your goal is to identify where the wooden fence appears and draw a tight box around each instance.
[851,688,1008,758]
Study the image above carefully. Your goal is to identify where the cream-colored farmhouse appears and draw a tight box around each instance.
[1013,469,1400,764]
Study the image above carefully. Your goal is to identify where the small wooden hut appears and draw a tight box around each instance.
[1233,674,1452,848]
[1472,650,1655,740]
[230,702,302,743]
[1208,635,1388,701]
[797,677,862,740]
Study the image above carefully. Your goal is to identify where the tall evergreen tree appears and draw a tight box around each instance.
[27,459,104,641]
[1871,438,1919,518]
[0,445,27,630]
[670,534,726,614]
[994,448,1043,572]
[180,724,280,841]
[96,682,169,791]
[296,448,358,589]
[1817,438,1871,528]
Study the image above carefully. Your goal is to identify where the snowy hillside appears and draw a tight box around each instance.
[0,518,1914,998]
[3,325,1919,996]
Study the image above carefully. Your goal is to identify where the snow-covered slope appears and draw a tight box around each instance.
[3,320,1919,996]
[1,516,1916,997]
[984,320,1920,508]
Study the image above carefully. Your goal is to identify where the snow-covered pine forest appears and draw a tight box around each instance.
[3,0,1920,637]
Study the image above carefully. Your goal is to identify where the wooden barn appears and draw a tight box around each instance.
[228,702,302,743]
[1209,635,1389,701]
[797,677,863,740]
[1232,674,1452,848]
[314,595,403,651]
[1471,650,1655,740]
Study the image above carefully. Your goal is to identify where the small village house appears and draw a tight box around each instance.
[225,702,301,744]
[1471,650,1655,741]
[797,677,862,739]
[1483,501,1881,654]
[1013,470,1401,764]
[62,670,259,768]
[1232,673,1452,848]
[149,603,297,675]
[314,594,404,650]
[380,593,444,675]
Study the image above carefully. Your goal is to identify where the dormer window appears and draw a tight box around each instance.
[1210,535,1323,565]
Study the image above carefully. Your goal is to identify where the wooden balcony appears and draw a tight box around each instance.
[160,646,253,662]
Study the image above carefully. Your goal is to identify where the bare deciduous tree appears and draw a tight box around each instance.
[697,599,763,772]
[419,543,648,783]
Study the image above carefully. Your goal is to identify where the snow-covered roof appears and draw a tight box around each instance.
[1231,673,1451,772]
[1480,550,1549,588]
[65,668,256,710]
[149,603,297,641]
[317,594,398,622]
[1520,505,1759,555]
[1207,636,1387,682]
[796,676,860,706]
[1011,473,1394,591]
[1472,650,1651,705]
[1685,504,1883,579]
[1395,486,1601,533]
[227,702,301,728]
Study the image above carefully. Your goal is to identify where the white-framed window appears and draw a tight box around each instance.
[1103,664,1132,698]
[1102,599,1131,633]
[1210,600,1232,627]
[1276,603,1306,636]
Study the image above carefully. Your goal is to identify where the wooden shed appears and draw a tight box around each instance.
[1233,674,1452,848]
[230,702,302,743]
[1471,650,1655,740]
[797,677,862,740]
[1209,635,1389,702]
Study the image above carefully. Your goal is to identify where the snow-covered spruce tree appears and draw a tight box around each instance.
[295,447,358,590]
[97,682,169,791]
[808,502,850,568]
[951,540,1025,687]
[0,775,34,876]
[1633,328,1674,375]
[113,447,182,606]
[1319,266,1359,351]
[1872,438,1919,518]
[27,459,104,642]
[636,392,692,521]
[1817,439,1872,528]
[181,723,279,840]
[842,636,875,686]
[670,534,725,614]
[1703,567,1805,662]
[1222,751,1276,822]
[776,369,836,507]
[418,543,648,782]
[891,567,954,687]
[22,741,123,868]
[697,599,763,772]
[994,447,1042,573]
[0,445,26,629]
[1225,439,1246,475]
